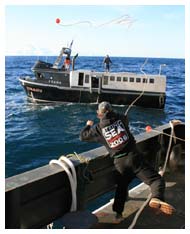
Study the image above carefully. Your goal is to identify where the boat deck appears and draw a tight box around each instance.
[93,166,185,229]
[5,123,185,229]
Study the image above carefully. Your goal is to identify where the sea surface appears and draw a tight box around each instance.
[5,56,185,178]
[5,56,185,223]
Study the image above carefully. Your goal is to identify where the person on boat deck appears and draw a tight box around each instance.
[64,55,71,71]
[80,101,175,221]
[103,55,112,72]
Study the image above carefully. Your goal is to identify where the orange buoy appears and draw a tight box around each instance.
[145,126,152,132]
[56,18,61,24]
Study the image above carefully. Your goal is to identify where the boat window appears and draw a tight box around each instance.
[103,76,108,85]
[130,77,134,82]
[85,74,89,83]
[117,77,121,82]
[78,73,84,86]
[143,78,148,83]
[136,78,141,83]
[92,76,99,88]
[149,79,154,84]
[123,77,128,82]
[35,72,43,79]
[110,76,115,81]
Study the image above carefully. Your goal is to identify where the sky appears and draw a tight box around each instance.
[5,4,185,58]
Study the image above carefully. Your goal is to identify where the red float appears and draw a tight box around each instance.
[145,126,152,132]
[56,18,61,24]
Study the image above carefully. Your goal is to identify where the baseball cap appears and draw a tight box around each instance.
[98,101,112,114]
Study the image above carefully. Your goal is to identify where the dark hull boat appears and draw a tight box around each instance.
[19,46,166,108]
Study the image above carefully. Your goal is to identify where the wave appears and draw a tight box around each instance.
[5,56,185,178]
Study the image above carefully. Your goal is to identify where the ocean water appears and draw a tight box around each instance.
[5,56,185,179]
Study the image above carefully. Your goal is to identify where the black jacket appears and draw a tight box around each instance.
[80,111,136,158]
[103,57,112,64]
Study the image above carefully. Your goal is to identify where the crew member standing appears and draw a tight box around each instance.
[103,55,112,72]
[80,101,175,222]
[64,55,71,71]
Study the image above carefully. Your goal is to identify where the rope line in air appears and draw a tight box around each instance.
[128,120,177,229]
[125,58,149,115]
[56,14,137,29]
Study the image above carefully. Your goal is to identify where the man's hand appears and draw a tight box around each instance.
[86,120,94,126]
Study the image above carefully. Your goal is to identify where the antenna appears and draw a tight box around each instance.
[159,64,166,75]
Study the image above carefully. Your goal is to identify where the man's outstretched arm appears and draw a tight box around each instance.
[80,120,101,143]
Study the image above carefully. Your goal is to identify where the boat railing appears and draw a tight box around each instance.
[5,123,184,228]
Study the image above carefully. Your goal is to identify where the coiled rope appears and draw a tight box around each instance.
[49,156,77,211]
[47,156,77,229]
[128,120,176,229]
[47,152,90,229]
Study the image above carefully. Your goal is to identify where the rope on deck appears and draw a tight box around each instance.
[47,156,77,229]
[128,120,176,229]
[47,152,91,229]
[50,156,77,211]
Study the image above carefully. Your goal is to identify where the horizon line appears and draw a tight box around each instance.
[5,54,185,59]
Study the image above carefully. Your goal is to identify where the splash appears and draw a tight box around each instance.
[40,105,55,111]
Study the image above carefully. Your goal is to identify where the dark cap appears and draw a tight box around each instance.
[98,101,112,114]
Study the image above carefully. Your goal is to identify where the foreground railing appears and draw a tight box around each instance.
[5,123,185,228]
